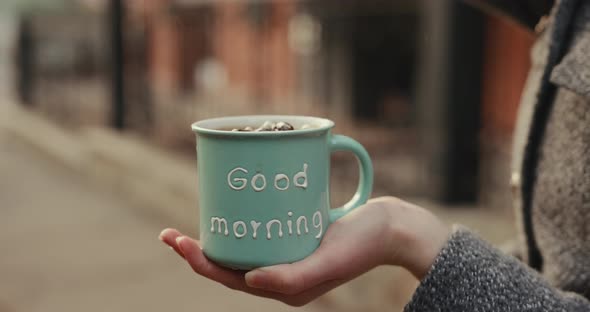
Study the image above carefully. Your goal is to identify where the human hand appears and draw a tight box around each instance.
[159,197,449,306]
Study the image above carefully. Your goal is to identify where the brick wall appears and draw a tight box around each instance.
[146,4,212,94]
[211,2,296,104]
[479,14,534,212]
[143,0,297,104]
[481,15,534,138]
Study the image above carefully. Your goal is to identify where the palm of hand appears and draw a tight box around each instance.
[159,202,394,307]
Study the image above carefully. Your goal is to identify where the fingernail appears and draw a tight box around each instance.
[176,236,184,252]
[159,228,171,241]
[245,270,269,289]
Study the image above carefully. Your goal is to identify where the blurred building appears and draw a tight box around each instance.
[479,14,534,211]
[136,1,418,122]
[15,10,110,125]
[12,0,534,208]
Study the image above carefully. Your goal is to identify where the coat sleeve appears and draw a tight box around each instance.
[404,226,590,312]
[466,0,554,30]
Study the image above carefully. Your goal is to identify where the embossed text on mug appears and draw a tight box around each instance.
[227,163,308,192]
[209,162,323,240]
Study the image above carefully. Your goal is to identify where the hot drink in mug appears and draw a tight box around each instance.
[192,115,373,270]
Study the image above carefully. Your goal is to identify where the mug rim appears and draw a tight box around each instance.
[191,115,335,137]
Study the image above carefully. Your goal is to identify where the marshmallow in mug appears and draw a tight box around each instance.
[231,121,312,132]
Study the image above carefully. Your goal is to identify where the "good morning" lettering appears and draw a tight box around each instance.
[210,210,323,240]
[209,163,321,241]
[227,163,308,191]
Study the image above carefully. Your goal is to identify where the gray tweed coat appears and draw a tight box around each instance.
[405,0,590,310]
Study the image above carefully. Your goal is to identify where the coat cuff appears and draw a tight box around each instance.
[403,226,557,311]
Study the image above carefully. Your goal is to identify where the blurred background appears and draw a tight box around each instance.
[0,0,534,311]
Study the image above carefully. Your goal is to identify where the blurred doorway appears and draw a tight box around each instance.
[350,10,418,125]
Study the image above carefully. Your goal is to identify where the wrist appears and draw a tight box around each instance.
[381,198,450,279]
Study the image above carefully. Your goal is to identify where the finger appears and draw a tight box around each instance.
[275,278,345,307]
[367,196,399,204]
[176,236,249,290]
[228,277,344,307]
[159,228,185,258]
[175,236,344,306]
[171,235,288,299]
[244,245,336,295]
[237,277,345,307]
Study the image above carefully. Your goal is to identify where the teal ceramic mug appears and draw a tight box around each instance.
[192,115,373,270]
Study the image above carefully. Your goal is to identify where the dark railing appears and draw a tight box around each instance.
[110,0,125,130]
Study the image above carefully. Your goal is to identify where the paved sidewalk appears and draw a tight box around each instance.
[0,133,306,312]
[0,101,517,312]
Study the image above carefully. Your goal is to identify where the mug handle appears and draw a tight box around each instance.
[328,134,374,223]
